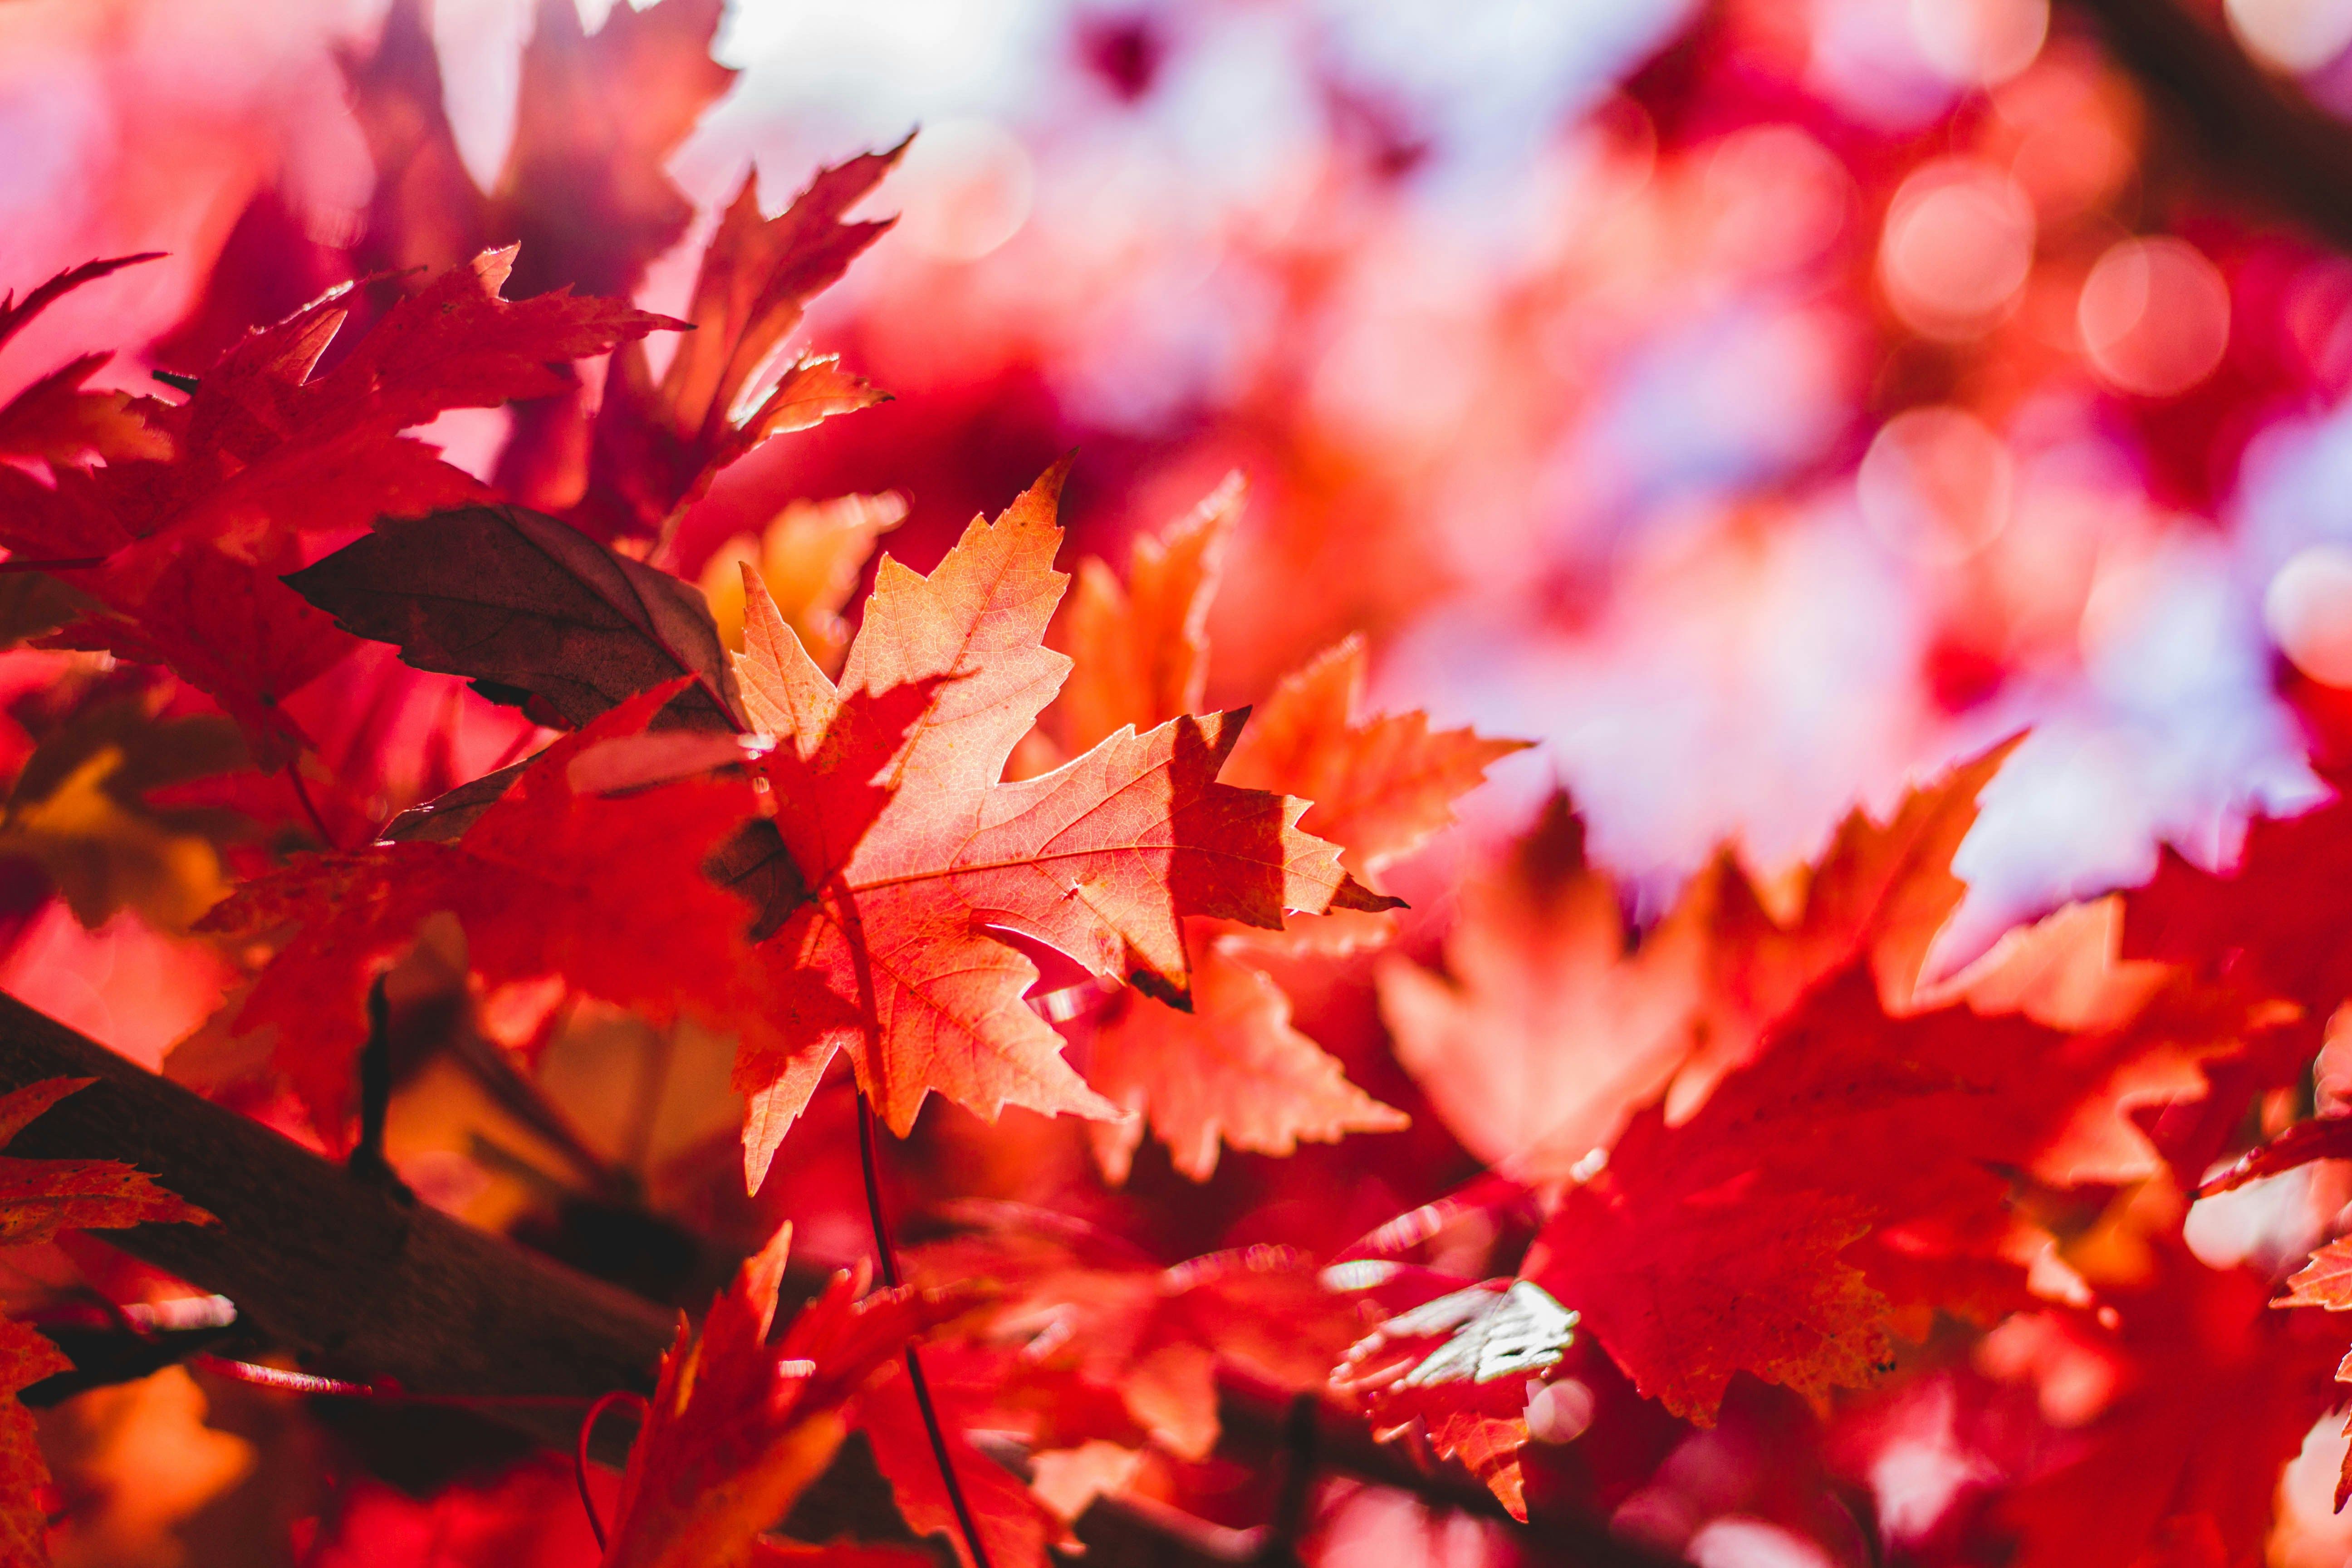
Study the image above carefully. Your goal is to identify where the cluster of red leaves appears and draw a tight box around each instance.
[14,2,2352,1567]
[598,1223,968,1568]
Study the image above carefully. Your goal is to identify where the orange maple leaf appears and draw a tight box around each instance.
[1219,636,1531,881]
[1044,472,1240,764]
[727,464,1392,1183]
[1048,481,1517,1181]
[0,1077,212,1568]
[1086,943,1408,1181]
[1381,792,1706,1183]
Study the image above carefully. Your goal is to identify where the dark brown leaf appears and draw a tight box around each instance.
[284,502,745,732]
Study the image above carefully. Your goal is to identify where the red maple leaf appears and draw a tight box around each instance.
[726,463,1394,1183]
[3,247,679,767]
[1520,965,2168,1426]
[579,146,903,540]
[200,681,773,1141]
[0,254,169,470]
[848,1348,1068,1568]
[2123,785,2352,1018]
[906,1211,1366,1469]
[1671,738,2020,1111]
[601,1222,972,1568]
[39,537,357,769]
[1995,1243,2340,1568]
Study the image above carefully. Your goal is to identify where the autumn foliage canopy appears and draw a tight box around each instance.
[15,0,2352,1566]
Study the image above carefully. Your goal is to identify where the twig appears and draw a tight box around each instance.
[1253,1393,1320,1567]
[858,1089,998,1568]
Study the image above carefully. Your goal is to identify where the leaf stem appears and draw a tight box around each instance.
[575,1388,651,1552]
[1254,1392,1320,1567]
[286,767,338,850]
[855,1089,996,1568]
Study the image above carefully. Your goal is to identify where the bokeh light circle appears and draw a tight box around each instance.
[1878,159,2037,339]
[891,118,1036,264]
[2225,0,2352,73]
[1857,405,2015,563]
[1909,0,2050,86]
[2265,543,2352,686]
[2077,236,2231,398]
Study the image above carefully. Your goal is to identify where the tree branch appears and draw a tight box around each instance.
[2061,0,2352,251]
[0,993,1680,1567]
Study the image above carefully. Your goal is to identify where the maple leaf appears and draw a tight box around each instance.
[2123,785,2352,1022]
[0,254,170,470]
[198,681,772,1139]
[906,1214,1364,1467]
[343,0,731,304]
[849,1349,1068,1568]
[699,493,909,674]
[1220,637,1531,880]
[0,1077,212,1568]
[0,257,161,365]
[1045,472,1240,761]
[0,1321,69,1568]
[581,147,904,539]
[1522,966,2151,1425]
[40,538,357,770]
[0,358,169,471]
[1666,738,2019,1113]
[1332,1277,1580,1521]
[2199,1115,2352,1197]
[492,0,735,303]
[0,1078,216,1242]
[1084,942,1408,1182]
[1382,792,1707,1182]
[1995,1243,2340,1567]
[286,501,745,733]
[2,247,678,568]
[726,464,1393,1181]
[1049,482,1511,1181]
[2264,1233,2352,1516]
[601,1223,972,1568]
[1,248,680,766]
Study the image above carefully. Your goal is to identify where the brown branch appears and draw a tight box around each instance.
[0,993,1680,1567]
[2061,0,2352,251]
